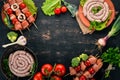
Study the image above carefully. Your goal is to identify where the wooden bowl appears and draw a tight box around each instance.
[78,0,115,29]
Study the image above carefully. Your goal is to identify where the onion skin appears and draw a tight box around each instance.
[97,36,109,49]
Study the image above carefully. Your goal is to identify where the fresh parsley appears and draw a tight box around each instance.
[101,47,120,78]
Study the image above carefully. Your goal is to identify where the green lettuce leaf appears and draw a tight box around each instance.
[89,12,111,31]
[41,0,61,16]
[23,0,37,15]
[89,20,108,31]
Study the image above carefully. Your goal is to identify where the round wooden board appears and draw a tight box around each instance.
[78,0,115,28]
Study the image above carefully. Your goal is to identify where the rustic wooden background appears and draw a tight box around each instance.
[0,0,120,80]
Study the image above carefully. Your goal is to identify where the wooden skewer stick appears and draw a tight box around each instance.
[33,22,38,29]
[3,1,5,4]
[27,27,30,31]
[19,30,23,35]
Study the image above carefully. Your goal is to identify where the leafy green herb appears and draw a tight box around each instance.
[62,0,77,17]
[101,47,120,66]
[23,0,37,15]
[71,57,81,67]
[30,63,36,76]
[79,53,88,61]
[4,11,13,29]
[92,6,102,14]
[41,0,61,16]
[101,47,120,78]
[3,59,13,78]
[89,12,111,31]
[80,0,87,6]
[7,31,18,42]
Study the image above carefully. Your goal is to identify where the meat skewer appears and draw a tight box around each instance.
[20,3,38,29]
[79,59,103,80]
[69,54,103,80]
[2,0,37,32]
[69,55,97,75]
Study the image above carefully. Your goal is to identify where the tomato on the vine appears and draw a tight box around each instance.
[61,6,67,13]
[54,64,66,76]
[41,64,53,76]
[54,8,61,15]
[33,72,43,80]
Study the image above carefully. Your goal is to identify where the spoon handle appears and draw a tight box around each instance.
[2,42,17,48]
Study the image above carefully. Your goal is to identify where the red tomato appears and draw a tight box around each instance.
[12,18,18,24]
[54,8,61,15]
[41,64,53,76]
[7,8,13,15]
[33,72,43,80]
[51,75,62,80]
[61,6,67,13]
[85,60,91,67]
[74,65,81,72]
[88,68,95,74]
[19,3,26,9]
[54,64,66,76]
[25,11,31,17]
[79,75,86,80]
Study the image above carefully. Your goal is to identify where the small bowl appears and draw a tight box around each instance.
[0,44,38,80]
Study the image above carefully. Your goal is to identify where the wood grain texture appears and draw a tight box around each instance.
[0,0,120,80]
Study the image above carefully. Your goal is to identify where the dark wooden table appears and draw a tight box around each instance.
[0,0,120,80]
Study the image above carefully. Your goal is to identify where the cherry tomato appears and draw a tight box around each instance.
[88,68,95,74]
[33,72,43,80]
[61,6,67,13]
[54,64,66,76]
[85,60,91,67]
[7,8,13,15]
[54,8,61,15]
[51,75,62,80]
[19,3,26,9]
[25,11,31,17]
[74,65,81,72]
[12,18,18,24]
[41,64,53,76]
[79,75,86,80]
